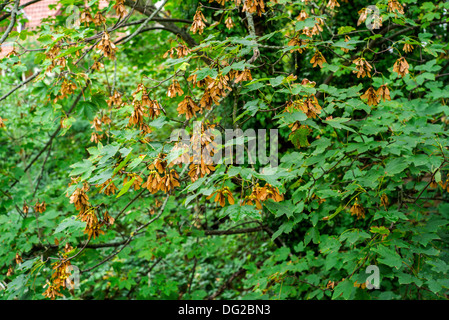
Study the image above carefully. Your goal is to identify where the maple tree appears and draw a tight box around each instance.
[1,0,449,300]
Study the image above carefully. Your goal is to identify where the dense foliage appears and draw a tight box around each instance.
[1,0,449,300]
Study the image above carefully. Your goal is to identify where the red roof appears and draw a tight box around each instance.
[22,0,59,29]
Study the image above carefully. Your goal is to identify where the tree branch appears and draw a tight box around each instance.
[0,0,19,45]
[0,71,40,103]
[0,0,42,23]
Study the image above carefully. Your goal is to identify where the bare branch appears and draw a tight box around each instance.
[0,71,40,103]
[0,0,19,45]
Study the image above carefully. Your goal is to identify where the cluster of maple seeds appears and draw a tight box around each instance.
[353,58,372,78]
[68,181,110,240]
[403,43,413,53]
[55,79,77,102]
[242,0,265,16]
[175,67,252,121]
[392,57,410,78]
[128,83,161,138]
[202,73,223,101]
[187,123,217,182]
[202,74,232,105]
[282,79,320,136]
[142,153,180,194]
[123,174,144,191]
[358,0,404,29]
[388,0,405,15]
[188,158,216,182]
[163,44,191,59]
[190,9,207,35]
[107,90,123,108]
[80,9,106,26]
[191,0,266,34]
[357,7,382,29]
[287,33,308,54]
[168,80,184,98]
[113,0,127,19]
[242,183,284,209]
[91,59,104,72]
[304,18,324,38]
[175,76,210,119]
[225,16,234,29]
[207,186,235,207]
[430,176,449,193]
[34,200,47,213]
[295,8,325,39]
[90,113,111,143]
[0,116,6,128]
[360,84,391,107]
[310,50,326,68]
[232,68,253,83]
[341,35,351,53]
[42,243,80,299]
[177,96,200,120]
[45,44,67,73]
[97,179,118,196]
[326,0,340,10]
[20,200,46,216]
[6,253,24,277]
[96,32,117,60]
[350,198,365,219]
[285,94,322,120]
[327,276,368,292]
[196,181,284,210]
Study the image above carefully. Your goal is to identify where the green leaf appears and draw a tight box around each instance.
[116,177,135,199]
[323,117,355,133]
[319,236,341,254]
[88,168,114,185]
[339,229,371,245]
[69,159,94,178]
[338,26,356,34]
[332,280,354,300]
[149,116,167,129]
[193,67,218,81]
[385,158,408,176]
[98,144,120,164]
[370,226,390,235]
[113,152,133,175]
[275,110,307,127]
[374,245,402,269]
[295,18,317,31]
[304,227,320,246]
[373,210,408,223]
[128,155,146,170]
[288,127,310,149]
[226,204,262,221]
[269,76,284,87]
[54,216,86,234]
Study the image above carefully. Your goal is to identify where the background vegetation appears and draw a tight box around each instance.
[1,0,449,300]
